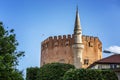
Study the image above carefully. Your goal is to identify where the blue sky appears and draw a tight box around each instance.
[0,0,120,77]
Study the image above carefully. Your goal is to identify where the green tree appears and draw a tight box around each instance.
[37,63,75,80]
[0,22,24,80]
[63,69,118,80]
[26,67,40,80]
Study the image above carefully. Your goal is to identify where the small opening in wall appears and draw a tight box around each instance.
[84,59,89,65]
[89,42,93,47]
[65,41,69,46]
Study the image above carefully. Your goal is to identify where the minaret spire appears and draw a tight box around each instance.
[74,6,82,35]
[72,6,84,68]
[74,6,82,43]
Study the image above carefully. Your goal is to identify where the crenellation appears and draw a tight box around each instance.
[63,35,66,39]
[82,35,86,41]
[58,36,62,46]
[90,36,94,42]
[41,35,101,50]
[43,38,48,44]
[48,38,53,48]
[58,35,62,39]
[81,35,99,43]
[94,37,98,42]
[46,38,49,42]
[49,36,53,40]
[41,35,73,48]
[86,36,90,42]
[54,36,57,40]
[68,34,71,39]
[98,38,102,44]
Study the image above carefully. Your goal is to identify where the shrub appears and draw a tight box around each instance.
[101,70,118,80]
[63,69,118,80]
[26,67,39,80]
[37,63,75,80]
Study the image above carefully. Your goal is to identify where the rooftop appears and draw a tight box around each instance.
[88,54,120,68]
[96,54,120,64]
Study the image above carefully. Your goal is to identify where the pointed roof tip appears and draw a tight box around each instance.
[76,5,78,13]
[74,6,81,30]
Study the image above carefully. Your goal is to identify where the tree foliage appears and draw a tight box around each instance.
[26,67,39,80]
[63,69,118,80]
[0,22,24,80]
[26,63,75,80]
[37,63,75,80]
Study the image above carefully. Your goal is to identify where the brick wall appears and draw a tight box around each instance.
[40,34,102,68]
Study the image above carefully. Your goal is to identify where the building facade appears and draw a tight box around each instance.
[88,54,120,69]
[88,54,120,80]
[40,8,102,68]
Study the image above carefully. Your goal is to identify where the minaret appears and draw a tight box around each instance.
[72,7,84,68]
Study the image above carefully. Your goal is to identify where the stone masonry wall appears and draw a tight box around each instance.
[40,34,102,68]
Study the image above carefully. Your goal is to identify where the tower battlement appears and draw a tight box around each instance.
[82,35,101,43]
[41,34,74,50]
[41,35,101,51]
[43,34,73,41]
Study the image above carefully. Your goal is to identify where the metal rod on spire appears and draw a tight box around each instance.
[76,5,78,13]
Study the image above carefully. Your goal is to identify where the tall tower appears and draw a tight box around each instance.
[72,7,84,68]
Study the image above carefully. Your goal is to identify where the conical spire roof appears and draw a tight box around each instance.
[74,7,82,33]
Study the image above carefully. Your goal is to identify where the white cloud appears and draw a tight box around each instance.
[105,46,120,54]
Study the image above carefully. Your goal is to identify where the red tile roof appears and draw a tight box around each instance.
[87,54,120,68]
[96,54,120,64]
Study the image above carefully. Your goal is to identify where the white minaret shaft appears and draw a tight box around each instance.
[73,7,84,68]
